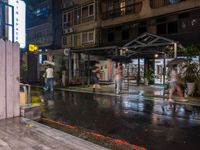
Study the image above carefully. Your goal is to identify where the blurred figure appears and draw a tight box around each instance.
[91,61,101,92]
[115,63,123,94]
[44,65,54,92]
[168,65,187,102]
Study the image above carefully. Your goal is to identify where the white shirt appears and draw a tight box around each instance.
[170,69,177,82]
[46,68,54,78]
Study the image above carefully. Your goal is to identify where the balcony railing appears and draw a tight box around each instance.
[101,2,142,20]
[150,0,185,9]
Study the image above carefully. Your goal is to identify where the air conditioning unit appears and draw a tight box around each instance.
[63,28,73,34]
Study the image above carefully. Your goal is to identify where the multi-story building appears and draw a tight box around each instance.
[61,0,200,85]
[62,0,98,49]
[101,0,200,46]
[61,0,110,83]
[26,0,54,83]
[100,0,200,84]
[0,0,26,48]
[26,0,53,50]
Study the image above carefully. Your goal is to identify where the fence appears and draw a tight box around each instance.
[0,39,20,120]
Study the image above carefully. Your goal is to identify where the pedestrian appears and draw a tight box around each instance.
[115,63,123,94]
[44,65,54,92]
[168,65,187,102]
[91,61,101,92]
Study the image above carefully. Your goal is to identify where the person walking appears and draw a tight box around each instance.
[168,65,187,102]
[91,62,101,92]
[44,65,54,92]
[115,63,123,94]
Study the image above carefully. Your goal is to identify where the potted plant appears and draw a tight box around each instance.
[144,69,154,86]
[180,44,200,95]
[183,62,198,95]
[193,73,200,96]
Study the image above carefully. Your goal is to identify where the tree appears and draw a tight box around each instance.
[179,44,200,59]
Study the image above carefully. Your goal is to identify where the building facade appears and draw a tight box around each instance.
[26,0,54,83]
[100,0,200,46]
[61,0,200,85]
[26,0,53,49]
[61,0,99,49]
[61,0,105,83]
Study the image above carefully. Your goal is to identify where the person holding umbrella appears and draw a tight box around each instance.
[44,64,54,92]
[91,61,101,92]
[168,65,187,102]
[115,63,123,94]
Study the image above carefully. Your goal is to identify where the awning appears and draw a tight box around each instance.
[121,32,183,58]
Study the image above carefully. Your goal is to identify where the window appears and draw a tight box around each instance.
[82,32,88,43]
[63,37,67,45]
[88,32,94,42]
[168,21,178,34]
[122,29,129,40]
[138,22,147,35]
[33,7,49,17]
[89,4,94,16]
[179,13,190,19]
[74,8,81,25]
[82,3,94,18]
[82,31,94,43]
[63,14,67,23]
[63,11,73,28]
[108,28,114,42]
[157,23,167,34]
[120,0,125,15]
[122,25,130,40]
[150,0,184,9]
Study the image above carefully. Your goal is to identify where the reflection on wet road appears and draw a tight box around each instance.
[33,88,200,150]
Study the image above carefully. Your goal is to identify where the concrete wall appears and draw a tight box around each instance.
[0,39,20,120]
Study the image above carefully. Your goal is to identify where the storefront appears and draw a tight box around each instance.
[121,33,181,86]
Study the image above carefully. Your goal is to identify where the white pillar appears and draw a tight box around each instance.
[0,40,6,119]
[12,42,20,117]
[174,43,177,58]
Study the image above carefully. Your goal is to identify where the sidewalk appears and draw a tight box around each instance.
[0,117,108,150]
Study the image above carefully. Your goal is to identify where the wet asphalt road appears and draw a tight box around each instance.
[32,88,200,150]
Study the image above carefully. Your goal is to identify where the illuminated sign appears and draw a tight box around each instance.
[8,0,26,49]
[28,44,38,52]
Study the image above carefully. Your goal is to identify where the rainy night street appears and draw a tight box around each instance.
[32,87,200,150]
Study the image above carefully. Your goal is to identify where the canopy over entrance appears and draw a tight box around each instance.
[121,32,182,59]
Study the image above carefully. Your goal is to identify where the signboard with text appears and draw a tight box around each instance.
[8,0,26,49]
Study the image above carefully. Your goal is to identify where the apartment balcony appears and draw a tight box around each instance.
[150,0,186,9]
[101,2,142,20]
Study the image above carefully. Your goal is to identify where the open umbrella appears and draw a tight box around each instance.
[42,60,55,66]
[167,58,187,67]
[112,55,132,63]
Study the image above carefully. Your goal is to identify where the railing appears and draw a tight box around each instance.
[0,39,20,119]
[82,15,95,23]
[101,2,142,20]
[150,0,185,9]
